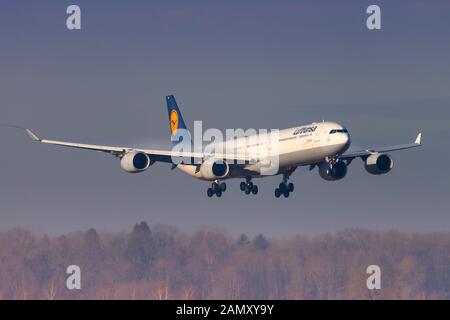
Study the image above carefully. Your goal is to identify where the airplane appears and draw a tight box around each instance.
[18,95,422,198]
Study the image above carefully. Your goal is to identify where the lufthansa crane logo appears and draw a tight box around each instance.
[170,110,179,134]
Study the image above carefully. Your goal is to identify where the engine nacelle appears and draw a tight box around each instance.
[120,151,151,173]
[200,158,230,180]
[319,160,347,181]
[365,153,393,175]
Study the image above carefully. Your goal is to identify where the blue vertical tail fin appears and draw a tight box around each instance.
[166,95,190,144]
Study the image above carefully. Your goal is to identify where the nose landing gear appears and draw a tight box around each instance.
[240,177,258,195]
[207,181,227,198]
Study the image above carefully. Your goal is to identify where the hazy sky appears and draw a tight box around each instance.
[0,0,449,237]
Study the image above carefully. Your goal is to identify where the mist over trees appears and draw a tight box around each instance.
[0,223,450,300]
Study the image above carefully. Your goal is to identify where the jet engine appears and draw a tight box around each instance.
[319,160,347,181]
[200,158,230,180]
[120,151,152,173]
[365,153,394,175]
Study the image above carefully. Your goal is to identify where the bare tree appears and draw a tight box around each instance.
[1,226,450,299]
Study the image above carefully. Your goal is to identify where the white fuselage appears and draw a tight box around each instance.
[178,121,351,180]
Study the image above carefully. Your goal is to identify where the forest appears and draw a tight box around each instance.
[1,222,450,300]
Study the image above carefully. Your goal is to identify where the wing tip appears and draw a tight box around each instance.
[25,129,41,142]
[415,132,422,145]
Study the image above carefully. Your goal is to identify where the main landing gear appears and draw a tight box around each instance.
[240,177,258,195]
[275,171,295,198]
[207,181,227,198]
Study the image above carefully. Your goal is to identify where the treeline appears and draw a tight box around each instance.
[1,223,450,299]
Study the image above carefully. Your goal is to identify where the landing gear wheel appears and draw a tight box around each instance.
[288,183,294,192]
[275,169,296,198]
[208,181,226,198]
[241,177,257,196]
[275,188,281,198]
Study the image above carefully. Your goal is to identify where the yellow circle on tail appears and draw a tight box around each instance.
[170,110,179,134]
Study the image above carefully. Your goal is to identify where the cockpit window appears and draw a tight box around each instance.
[329,128,348,134]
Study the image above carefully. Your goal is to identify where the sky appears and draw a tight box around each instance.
[0,0,449,237]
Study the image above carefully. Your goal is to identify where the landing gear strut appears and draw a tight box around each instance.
[325,156,339,169]
[275,170,295,198]
[240,177,258,195]
[207,180,227,198]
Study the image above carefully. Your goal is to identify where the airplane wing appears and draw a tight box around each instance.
[24,129,252,164]
[339,133,422,161]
